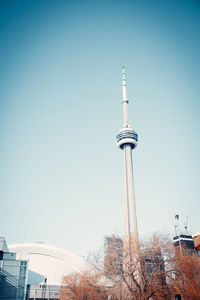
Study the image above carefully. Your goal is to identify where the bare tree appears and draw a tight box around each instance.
[60,233,200,300]
[102,234,172,300]
[169,251,200,300]
[60,271,107,300]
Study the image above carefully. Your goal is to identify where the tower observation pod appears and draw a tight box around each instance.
[116,66,139,254]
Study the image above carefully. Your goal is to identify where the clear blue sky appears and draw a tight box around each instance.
[0,0,200,257]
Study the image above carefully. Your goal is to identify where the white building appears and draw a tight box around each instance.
[9,242,86,286]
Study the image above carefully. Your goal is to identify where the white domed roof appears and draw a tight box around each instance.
[9,242,86,285]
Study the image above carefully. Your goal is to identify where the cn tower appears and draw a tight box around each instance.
[116,66,139,252]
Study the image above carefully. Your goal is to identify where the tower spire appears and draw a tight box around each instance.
[122,66,129,127]
[116,67,139,254]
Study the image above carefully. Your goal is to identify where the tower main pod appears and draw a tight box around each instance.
[116,67,139,252]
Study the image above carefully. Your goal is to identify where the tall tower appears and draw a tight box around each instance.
[116,66,139,252]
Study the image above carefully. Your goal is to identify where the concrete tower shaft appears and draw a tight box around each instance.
[116,67,139,251]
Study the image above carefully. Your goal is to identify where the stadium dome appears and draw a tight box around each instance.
[9,242,87,285]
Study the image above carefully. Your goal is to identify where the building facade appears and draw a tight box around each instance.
[0,237,28,300]
[192,231,200,252]
[26,284,60,300]
[104,236,123,279]
[173,234,195,255]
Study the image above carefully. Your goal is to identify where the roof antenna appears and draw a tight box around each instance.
[174,214,179,236]
[184,215,189,234]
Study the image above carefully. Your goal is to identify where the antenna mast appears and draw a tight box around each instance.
[174,214,179,236]
[184,215,189,234]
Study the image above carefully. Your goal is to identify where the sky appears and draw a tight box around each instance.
[0,0,200,258]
